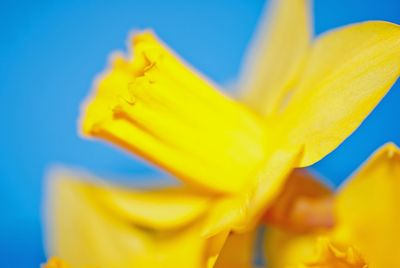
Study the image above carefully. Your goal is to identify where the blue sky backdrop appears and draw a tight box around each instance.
[1,0,399,266]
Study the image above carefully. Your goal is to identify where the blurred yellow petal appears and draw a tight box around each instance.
[263,170,334,268]
[201,195,245,237]
[94,182,212,230]
[42,258,71,268]
[45,170,223,268]
[277,21,400,166]
[265,233,367,268]
[244,147,303,230]
[239,0,312,117]
[263,169,333,232]
[202,146,302,236]
[204,230,230,268]
[333,143,400,267]
[80,31,268,194]
[42,258,97,268]
[294,238,367,268]
[264,227,321,268]
[214,231,256,268]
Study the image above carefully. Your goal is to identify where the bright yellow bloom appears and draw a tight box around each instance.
[83,0,400,221]
[265,143,400,267]
[46,0,400,266]
[82,0,400,230]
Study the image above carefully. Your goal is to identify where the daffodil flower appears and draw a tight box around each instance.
[45,0,400,266]
[264,143,400,267]
[80,0,400,233]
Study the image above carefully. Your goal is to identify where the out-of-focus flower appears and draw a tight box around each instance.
[265,143,400,267]
[45,169,255,268]
[44,0,400,266]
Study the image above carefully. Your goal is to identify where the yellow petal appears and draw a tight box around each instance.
[239,0,312,117]
[204,230,230,268]
[265,233,367,268]
[263,170,335,268]
[214,231,257,268]
[94,181,212,230]
[295,238,367,268]
[45,169,222,268]
[263,169,333,232]
[42,258,97,268]
[201,195,245,237]
[244,148,303,230]
[277,21,400,166]
[42,258,71,268]
[264,227,322,268]
[202,147,302,236]
[332,143,400,267]
[80,31,268,194]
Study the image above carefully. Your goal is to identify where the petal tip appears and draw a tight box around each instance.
[382,142,400,159]
[131,30,157,45]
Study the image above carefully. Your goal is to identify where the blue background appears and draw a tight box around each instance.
[1,0,399,266]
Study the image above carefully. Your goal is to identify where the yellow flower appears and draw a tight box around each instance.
[45,0,400,267]
[80,0,400,233]
[264,143,400,267]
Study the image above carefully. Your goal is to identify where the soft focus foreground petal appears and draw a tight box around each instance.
[332,143,400,267]
[244,147,304,230]
[239,0,312,117]
[263,169,333,232]
[263,170,335,268]
[93,181,212,230]
[42,258,71,268]
[264,232,367,268]
[277,21,400,167]
[293,238,367,268]
[202,147,302,236]
[205,230,231,268]
[264,227,322,268]
[45,170,222,268]
[80,31,268,194]
[42,258,98,268]
[214,231,257,268]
